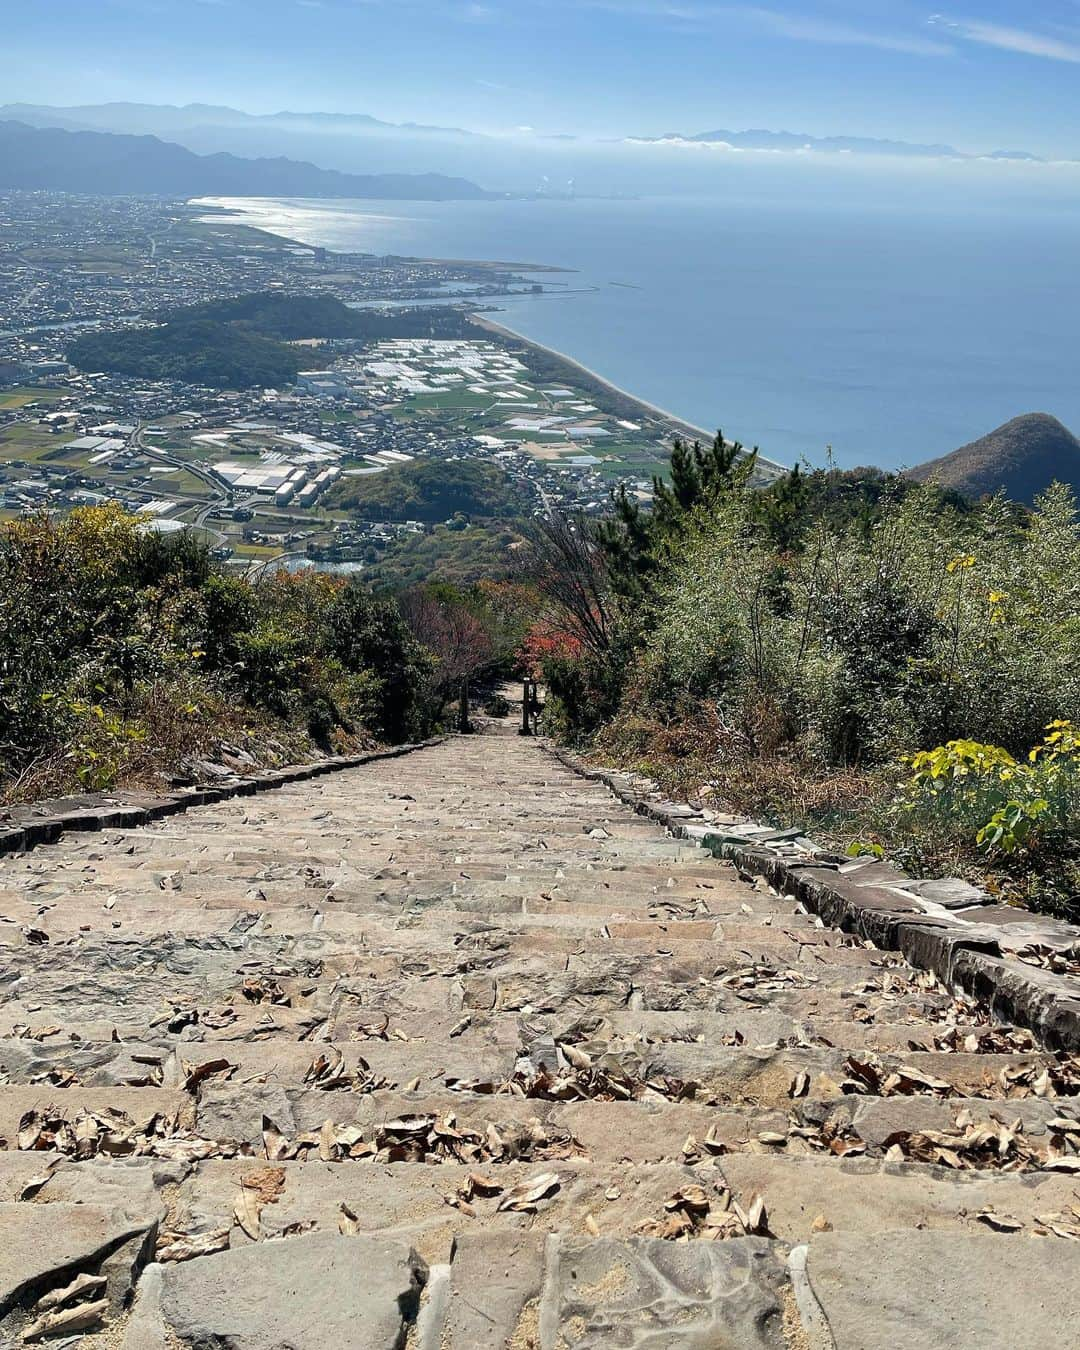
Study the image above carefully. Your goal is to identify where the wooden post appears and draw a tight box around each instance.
[520,679,532,735]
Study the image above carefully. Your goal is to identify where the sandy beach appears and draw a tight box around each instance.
[471,313,787,476]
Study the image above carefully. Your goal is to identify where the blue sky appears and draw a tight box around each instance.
[7,1,1080,157]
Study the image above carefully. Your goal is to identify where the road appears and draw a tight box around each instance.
[128,421,232,541]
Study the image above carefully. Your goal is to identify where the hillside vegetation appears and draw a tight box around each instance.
[68,318,300,389]
[524,436,1080,920]
[365,522,524,590]
[174,292,480,342]
[908,413,1080,504]
[327,458,529,523]
[68,294,483,388]
[0,507,536,801]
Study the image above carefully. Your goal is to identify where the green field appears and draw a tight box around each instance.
[0,424,65,460]
[20,245,142,275]
[143,468,216,499]
[401,390,494,413]
[0,387,65,411]
[595,457,667,482]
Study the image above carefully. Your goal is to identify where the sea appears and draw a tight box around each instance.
[196,193,1080,472]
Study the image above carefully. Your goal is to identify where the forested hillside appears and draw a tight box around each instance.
[174,292,480,342]
[67,293,482,388]
[908,413,1080,505]
[68,318,300,389]
[326,458,529,523]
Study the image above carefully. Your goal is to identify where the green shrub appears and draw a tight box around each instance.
[0,507,440,798]
[903,722,1080,857]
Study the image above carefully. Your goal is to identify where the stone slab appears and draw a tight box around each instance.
[806,1230,1080,1350]
[124,1233,427,1350]
[539,1236,788,1348]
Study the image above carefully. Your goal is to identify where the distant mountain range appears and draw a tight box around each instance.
[633,128,1045,162]
[908,413,1080,504]
[0,120,489,200]
[2,103,1053,167]
[0,102,476,141]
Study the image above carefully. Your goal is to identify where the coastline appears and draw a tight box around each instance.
[186,197,789,476]
[472,313,788,476]
[470,313,713,441]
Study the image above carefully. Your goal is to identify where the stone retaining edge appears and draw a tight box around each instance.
[545,742,1080,1053]
[0,738,447,856]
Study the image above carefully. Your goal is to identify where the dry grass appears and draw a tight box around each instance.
[1,678,371,805]
[588,704,1080,923]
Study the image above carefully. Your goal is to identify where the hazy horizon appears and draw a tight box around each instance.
[7,2,1080,162]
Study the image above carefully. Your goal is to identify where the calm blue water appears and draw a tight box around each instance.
[198,194,1080,471]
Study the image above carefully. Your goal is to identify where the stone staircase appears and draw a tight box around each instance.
[0,734,1077,1348]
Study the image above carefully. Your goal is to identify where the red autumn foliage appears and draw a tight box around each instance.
[518,623,584,680]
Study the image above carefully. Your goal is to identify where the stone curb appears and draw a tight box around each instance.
[0,738,446,857]
[545,743,1080,1053]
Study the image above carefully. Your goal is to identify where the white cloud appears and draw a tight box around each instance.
[583,3,952,54]
[929,16,1080,63]
[748,8,951,56]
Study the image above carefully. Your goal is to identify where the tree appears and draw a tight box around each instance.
[399,588,494,732]
[597,430,758,603]
[516,513,613,656]
[325,585,432,742]
[754,462,807,551]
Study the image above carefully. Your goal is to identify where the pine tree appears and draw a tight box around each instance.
[598,430,757,603]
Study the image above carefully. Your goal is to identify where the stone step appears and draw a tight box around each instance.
[146,1157,707,1264]
[2,731,1075,1349]
[716,1150,1080,1243]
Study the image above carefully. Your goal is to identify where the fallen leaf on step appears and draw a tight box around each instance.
[463,1171,503,1198]
[182,1058,236,1092]
[22,1298,108,1342]
[737,1193,770,1236]
[241,1166,286,1206]
[233,1185,262,1240]
[33,1272,106,1313]
[665,1185,709,1215]
[977,1209,1023,1232]
[156,1226,231,1263]
[262,1115,290,1162]
[497,1172,560,1212]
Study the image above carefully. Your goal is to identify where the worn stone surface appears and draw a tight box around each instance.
[123,1234,426,1349]
[540,1236,788,1348]
[563,748,1080,1050]
[807,1231,1080,1349]
[440,1232,545,1348]
[0,726,1078,1348]
[0,1200,156,1334]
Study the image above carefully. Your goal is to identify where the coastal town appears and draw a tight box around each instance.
[0,191,736,570]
